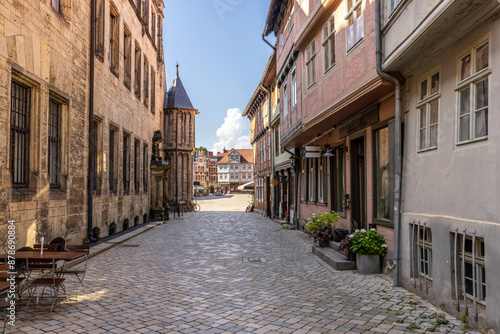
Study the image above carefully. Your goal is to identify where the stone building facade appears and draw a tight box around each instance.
[164,66,197,203]
[0,0,166,249]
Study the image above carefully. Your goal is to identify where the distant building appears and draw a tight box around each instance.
[163,65,198,203]
[216,149,254,192]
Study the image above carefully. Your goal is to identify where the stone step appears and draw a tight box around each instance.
[312,245,357,271]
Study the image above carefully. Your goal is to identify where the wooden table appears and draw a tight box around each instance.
[0,282,10,293]
[0,251,86,262]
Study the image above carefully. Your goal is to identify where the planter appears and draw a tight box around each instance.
[356,254,380,274]
[318,240,330,247]
[331,228,349,242]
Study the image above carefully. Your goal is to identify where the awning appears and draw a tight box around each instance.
[237,181,254,190]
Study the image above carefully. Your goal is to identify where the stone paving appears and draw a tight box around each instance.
[12,194,474,333]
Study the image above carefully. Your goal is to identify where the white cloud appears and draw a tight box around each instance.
[211,108,251,154]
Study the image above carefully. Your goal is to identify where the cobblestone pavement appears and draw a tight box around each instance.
[14,194,473,333]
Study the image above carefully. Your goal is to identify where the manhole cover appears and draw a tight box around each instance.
[243,257,267,263]
[120,244,140,248]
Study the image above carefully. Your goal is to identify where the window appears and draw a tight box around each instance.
[134,140,140,192]
[263,138,266,162]
[346,0,364,51]
[291,67,297,108]
[95,0,105,61]
[308,159,317,202]
[389,0,403,14]
[109,128,116,191]
[124,26,132,88]
[301,158,307,202]
[418,70,440,151]
[323,15,336,72]
[275,127,280,157]
[282,79,288,117]
[268,134,271,161]
[144,58,149,106]
[151,12,156,46]
[151,68,156,114]
[123,133,130,192]
[460,235,485,303]
[457,40,489,143]
[318,158,327,204]
[134,44,141,99]
[109,7,119,75]
[135,0,142,17]
[417,226,432,279]
[51,0,61,13]
[91,119,100,192]
[306,40,316,87]
[331,146,345,213]
[143,0,150,27]
[260,141,264,163]
[374,127,390,219]
[10,81,31,188]
[48,100,62,188]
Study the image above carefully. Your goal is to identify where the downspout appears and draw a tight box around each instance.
[87,0,97,243]
[375,0,402,287]
[262,34,276,50]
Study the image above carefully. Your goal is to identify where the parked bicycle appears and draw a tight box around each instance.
[186,201,201,212]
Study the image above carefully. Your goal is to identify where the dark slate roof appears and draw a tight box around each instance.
[164,69,195,110]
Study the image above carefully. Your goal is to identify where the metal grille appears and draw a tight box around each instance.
[143,144,148,191]
[48,100,62,188]
[109,128,115,190]
[134,140,139,191]
[10,81,31,187]
[92,120,98,190]
[123,133,129,191]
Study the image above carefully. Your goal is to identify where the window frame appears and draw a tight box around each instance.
[323,14,336,73]
[109,127,117,193]
[123,25,132,89]
[417,68,441,152]
[460,235,486,304]
[109,5,120,75]
[282,79,288,118]
[345,0,364,52]
[331,145,346,215]
[417,226,433,280]
[291,67,297,109]
[306,40,317,88]
[455,38,490,145]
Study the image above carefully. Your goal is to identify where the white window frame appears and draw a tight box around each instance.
[291,67,297,108]
[323,14,336,73]
[417,226,433,280]
[455,38,490,145]
[460,236,486,304]
[388,0,403,14]
[417,68,440,152]
[345,0,364,52]
[306,40,316,88]
[282,79,288,118]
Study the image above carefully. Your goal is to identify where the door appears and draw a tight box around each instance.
[351,136,366,231]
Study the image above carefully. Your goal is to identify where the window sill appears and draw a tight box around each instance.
[417,146,437,154]
[49,188,67,200]
[323,63,336,76]
[12,188,36,202]
[456,136,488,147]
[346,38,364,56]
[372,218,394,228]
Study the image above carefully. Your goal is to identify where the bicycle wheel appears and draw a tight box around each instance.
[193,204,201,212]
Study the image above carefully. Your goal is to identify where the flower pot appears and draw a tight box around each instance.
[318,240,330,247]
[356,254,380,274]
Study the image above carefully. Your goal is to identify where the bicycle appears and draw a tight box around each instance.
[186,201,201,212]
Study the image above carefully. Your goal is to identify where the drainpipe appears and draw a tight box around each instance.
[375,0,402,287]
[262,34,276,51]
[87,0,97,243]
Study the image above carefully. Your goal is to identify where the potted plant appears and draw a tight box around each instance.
[350,228,388,274]
[338,236,356,261]
[305,211,340,247]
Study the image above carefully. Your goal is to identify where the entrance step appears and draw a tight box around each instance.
[312,246,356,271]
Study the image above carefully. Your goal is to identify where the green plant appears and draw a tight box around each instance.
[305,211,340,242]
[438,303,445,310]
[407,322,419,331]
[349,228,388,257]
[459,314,468,324]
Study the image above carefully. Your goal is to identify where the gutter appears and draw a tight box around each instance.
[87,0,97,243]
[375,0,402,287]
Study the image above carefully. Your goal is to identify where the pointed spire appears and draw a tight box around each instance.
[164,64,195,110]
[176,62,179,77]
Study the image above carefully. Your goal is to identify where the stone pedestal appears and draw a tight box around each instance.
[151,160,170,221]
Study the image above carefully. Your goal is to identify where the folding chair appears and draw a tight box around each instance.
[58,245,90,299]
[24,258,65,314]
[0,283,12,334]
[0,264,23,303]
[33,244,58,251]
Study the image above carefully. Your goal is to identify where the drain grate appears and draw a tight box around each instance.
[120,244,140,248]
[243,257,267,263]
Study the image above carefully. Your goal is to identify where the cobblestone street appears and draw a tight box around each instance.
[15,194,471,334]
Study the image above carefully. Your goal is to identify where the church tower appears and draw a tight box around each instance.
[163,65,198,203]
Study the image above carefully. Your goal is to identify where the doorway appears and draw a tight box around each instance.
[351,136,366,231]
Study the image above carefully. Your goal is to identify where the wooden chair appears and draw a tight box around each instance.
[59,245,90,299]
[25,258,65,314]
[33,244,58,251]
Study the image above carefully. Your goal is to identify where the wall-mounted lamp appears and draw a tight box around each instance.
[323,149,334,157]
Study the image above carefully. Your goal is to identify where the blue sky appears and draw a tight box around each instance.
[163,0,275,153]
